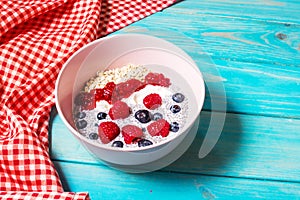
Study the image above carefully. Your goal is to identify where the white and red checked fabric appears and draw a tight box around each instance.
[0,0,176,199]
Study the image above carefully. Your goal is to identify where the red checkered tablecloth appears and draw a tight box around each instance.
[0,1,176,199]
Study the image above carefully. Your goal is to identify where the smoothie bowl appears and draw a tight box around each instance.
[55,34,205,166]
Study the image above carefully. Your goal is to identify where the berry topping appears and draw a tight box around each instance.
[134,109,152,123]
[75,112,86,119]
[170,122,180,132]
[144,72,171,87]
[76,120,87,129]
[170,105,181,113]
[89,132,99,140]
[123,79,144,95]
[74,65,188,148]
[112,83,126,101]
[97,112,107,120]
[172,93,185,103]
[112,141,124,148]
[143,93,162,110]
[112,79,144,102]
[108,101,130,120]
[93,88,104,102]
[121,125,143,144]
[102,82,116,103]
[98,121,120,144]
[93,82,116,104]
[147,119,170,137]
[74,92,95,110]
[152,112,163,121]
[138,139,153,147]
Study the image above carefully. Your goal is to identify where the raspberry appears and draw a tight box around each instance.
[74,92,95,110]
[124,79,143,94]
[108,101,131,120]
[144,72,171,87]
[112,82,126,102]
[143,93,162,110]
[102,82,116,103]
[105,81,116,90]
[112,79,144,102]
[91,82,116,104]
[98,121,120,144]
[111,88,121,103]
[147,119,170,137]
[121,125,143,144]
[93,88,104,102]
[145,72,159,85]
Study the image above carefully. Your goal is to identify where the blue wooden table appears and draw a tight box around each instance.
[50,0,300,199]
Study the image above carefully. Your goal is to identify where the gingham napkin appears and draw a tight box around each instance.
[0,1,176,199]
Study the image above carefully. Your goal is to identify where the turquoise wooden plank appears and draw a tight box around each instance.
[85,27,300,117]
[110,3,300,117]
[116,8,300,67]
[169,111,300,182]
[50,110,300,182]
[47,1,300,199]
[173,0,300,25]
[201,59,300,118]
[110,5,300,118]
[53,161,300,200]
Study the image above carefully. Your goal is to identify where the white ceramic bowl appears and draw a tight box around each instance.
[55,34,205,166]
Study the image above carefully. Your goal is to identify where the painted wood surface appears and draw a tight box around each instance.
[50,110,300,182]
[114,4,300,118]
[50,0,300,199]
[121,10,300,67]
[53,161,300,200]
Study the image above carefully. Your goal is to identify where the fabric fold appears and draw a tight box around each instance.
[0,1,69,36]
[1,1,102,199]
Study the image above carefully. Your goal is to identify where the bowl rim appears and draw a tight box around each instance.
[55,33,205,152]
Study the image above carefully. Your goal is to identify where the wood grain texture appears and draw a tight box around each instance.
[114,26,300,117]
[119,1,300,67]
[118,24,300,67]
[53,161,300,200]
[203,59,300,118]
[50,111,300,182]
[169,112,300,182]
[111,0,300,118]
[49,0,300,198]
[176,0,300,24]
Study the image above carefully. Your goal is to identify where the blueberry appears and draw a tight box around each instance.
[142,127,147,132]
[75,112,86,119]
[76,120,87,129]
[89,132,98,140]
[170,105,181,113]
[152,112,163,121]
[172,93,185,103]
[138,139,153,147]
[97,112,107,120]
[112,141,124,148]
[170,122,180,132]
[135,110,152,123]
